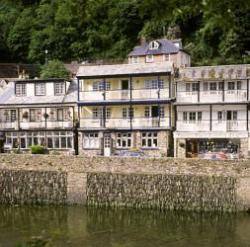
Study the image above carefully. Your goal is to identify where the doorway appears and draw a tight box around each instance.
[103,133,112,156]
[121,80,129,90]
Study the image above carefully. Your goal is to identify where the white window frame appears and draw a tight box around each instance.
[141,132,158,148]
[116,132,132,148]
[16,84,26,96]
[83,132,99,149]
[35,83,46,96]
[145,54,154,63]
[54,82,65,95]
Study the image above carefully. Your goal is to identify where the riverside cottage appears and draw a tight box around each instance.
[0,39,249,159]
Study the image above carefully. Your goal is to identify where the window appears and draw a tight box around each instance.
[149,41,159,50]
[92,108,102,119]
[144,106,150,117]
[189,112,196,121]
[203,82,208,91]
[93,81,110,91]
[186,83,191,92]
[219,81,224,90]
[131,56,139,63]
[210,82,217,91]
[233,111,237,120]
[57,109,64,121]
[217,111,223,121]
[29,109,36,122]
[237,81,241,90]
[159,106,165,117]
[192,83,199,91]
[16,84,26,96]
[10,110,16,122]
[183,112,188,121]
[164,54,170,61]
[83,132,99,149]
[141,132,158,148]
[35,83,46,96]
[122,107,134,118]
[145,79,164,89]
[197,112,202,121]
[146,54,154,63]
[54,82,65,95]
[228,81,235,90]
[116,132,132,148]
[106,108,111,119]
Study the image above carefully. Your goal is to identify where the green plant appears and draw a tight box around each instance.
[30,145,46,154]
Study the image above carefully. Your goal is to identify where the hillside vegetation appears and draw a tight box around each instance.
[0,0,249,65]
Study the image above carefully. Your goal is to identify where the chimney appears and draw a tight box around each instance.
[140,36,147,46]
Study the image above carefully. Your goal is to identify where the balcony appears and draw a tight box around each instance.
[177,90,247,103]
[177,120,247,132]
[0,121,18,130]
[79,88,171,103]
[80,117,170,129]
[19,120,73,129]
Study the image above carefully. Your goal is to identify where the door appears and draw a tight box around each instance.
[121,80,129,99]
[226,111,237,131]
[151,106,159,127]
[103,133,112,156]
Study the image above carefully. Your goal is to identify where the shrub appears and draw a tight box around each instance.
[30,145,46,154]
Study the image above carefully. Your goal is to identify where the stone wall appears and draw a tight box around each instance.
[0,169,67,205]
[87,173,237,212]
[0,154,250,211]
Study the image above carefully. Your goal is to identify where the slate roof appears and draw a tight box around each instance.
[128,39,180,56]
[77,62,173,78]
[0,80,77,106]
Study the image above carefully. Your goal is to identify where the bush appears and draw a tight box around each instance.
[30,145,46,154]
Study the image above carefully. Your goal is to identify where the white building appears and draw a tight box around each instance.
[174,64,250,158]
[0,79,77,153]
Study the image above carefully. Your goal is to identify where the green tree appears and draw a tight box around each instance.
[40,60,69,79]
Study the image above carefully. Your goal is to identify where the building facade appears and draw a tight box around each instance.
[0,79,77,154]
[174,65,250,159]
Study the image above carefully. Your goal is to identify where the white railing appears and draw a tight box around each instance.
[200,91,223,103]
[177,121,210,131]
[106,90,130,101]
[46,121,73,129]
[132,117,170,128]
[106,118,131,128]
[177,120,247,132]
[80,91,104,101]
[0,122,18,130]
[80,118,104,128]
[176,92,198,103]
[224,90,247,102]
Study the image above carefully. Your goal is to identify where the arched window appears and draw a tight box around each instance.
[149,41,160,50]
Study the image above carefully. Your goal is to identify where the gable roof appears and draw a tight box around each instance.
[77,62,173,78]
[128,39,180,56]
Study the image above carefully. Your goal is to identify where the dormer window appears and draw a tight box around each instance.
[54,82,65,95]
[149,41,160,50]
[35,83,46,96]
[16,84,26,97]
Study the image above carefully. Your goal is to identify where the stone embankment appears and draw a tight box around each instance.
[0,154,250,212]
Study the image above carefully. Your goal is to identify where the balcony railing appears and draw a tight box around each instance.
[177,90,247,103]
[177,120,247,132]
[79,88,171,102]
[80,117,170,129]
[19,120,73,129]
[0,122,18,130]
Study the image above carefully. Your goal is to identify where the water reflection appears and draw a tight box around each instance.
[0,206,249,247]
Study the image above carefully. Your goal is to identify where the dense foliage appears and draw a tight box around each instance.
[0,0,249,65]
[40,60,70,79]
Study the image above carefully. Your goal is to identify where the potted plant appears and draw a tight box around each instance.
[22,111,29,119]
[43,113,49,119]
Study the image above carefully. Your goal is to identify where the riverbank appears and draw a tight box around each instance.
[0,154,250,212]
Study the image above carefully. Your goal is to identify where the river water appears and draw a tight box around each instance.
[0,206,250,247]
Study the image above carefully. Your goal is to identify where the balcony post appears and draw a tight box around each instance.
[157,75,161,99]
[103,78,106,101]
[222,80,225,102]
[247,79,249,101]
[129,76,133,129]
[103,106,106,128]
[45,107,47,129]
[168,73,171,98]
[77,78,80,101]
[247,104,249,131]
[17,108,20,130]
[197,81,200,103]
[209,105,212,131]
[158,104,160,127]
[169,104,172,128]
